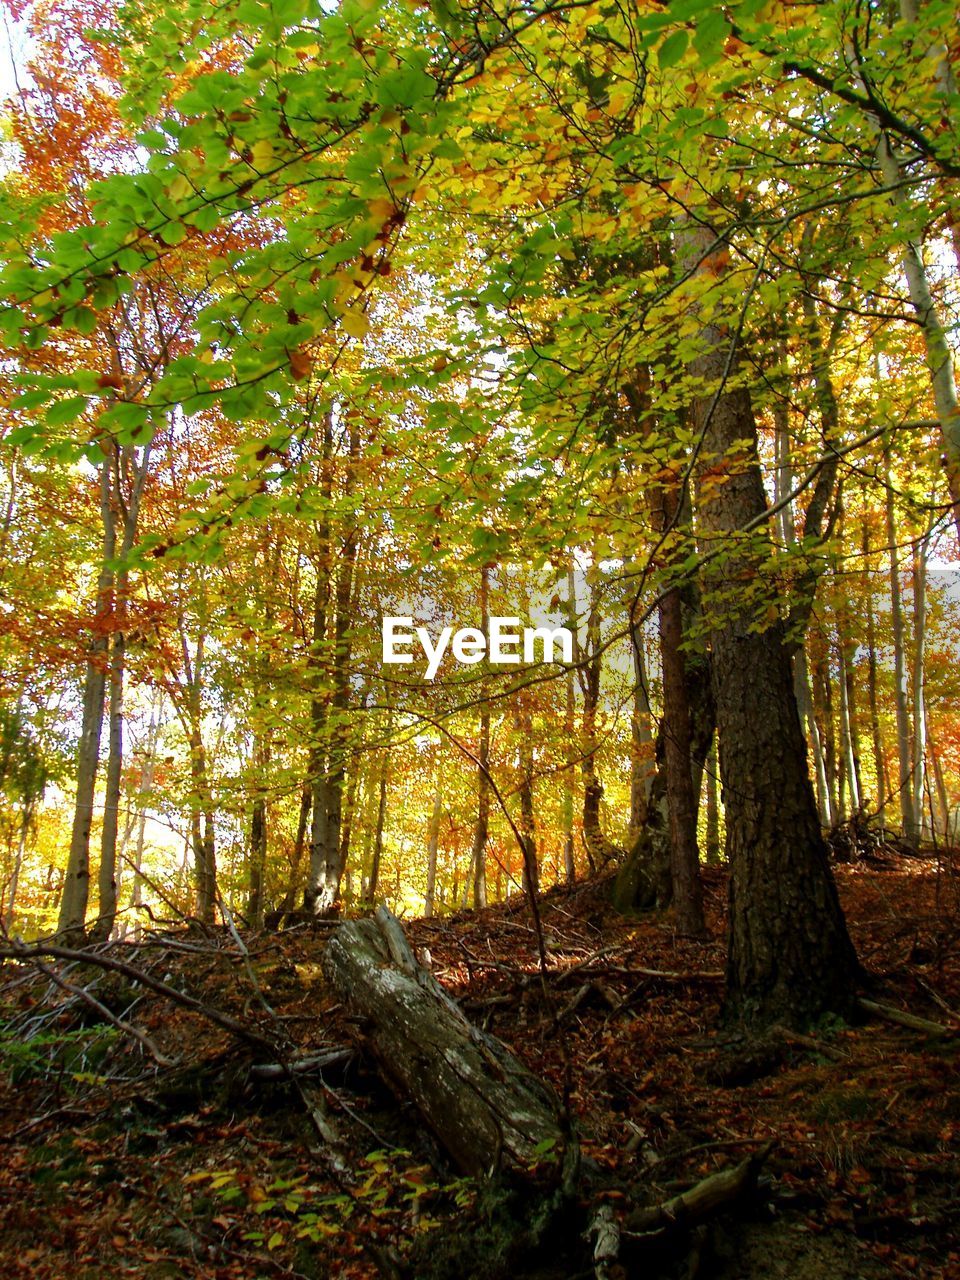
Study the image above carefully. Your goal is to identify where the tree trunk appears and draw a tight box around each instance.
[703,739,720,864]
[655,477,705,936]
[885,442,917,843]
[911,534,930,840]
[246,735,269,928]
[92,626,124,941]
[472,566,491,910]
[562,664,576,885]
[189,729,217,925]
[629,627,655,837]
[57,459,115,939]
[368,749,389,905]
[682,222,858,1027]
[323,906,574,1179]
[863,524,888,819]
[518,730,538,898]
[424,783,442,918]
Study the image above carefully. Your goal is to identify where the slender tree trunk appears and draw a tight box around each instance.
[189,729,217,924]
[306,417,359,915]
[128,705,159,942]
[339,763,360,908]
[796,647,833,827]
[911,534,930,840]
[85,441,150,944]
[682,221,858,1026]
[863,524,888,819]
[630,626,655,836]
[92,627,124,940]
[472,566,491,910]
[246,736,270,927]
[279,786,311,916]
[425,784,442,918]
[837,624,862,819]
[518,728,538,898]
[369,750,389,906]
[704,740,720,864]
[58,460,115,938]
[885,443,917,843]
[562,664,576,884]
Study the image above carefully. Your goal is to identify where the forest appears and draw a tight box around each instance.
[0,0,958,1275]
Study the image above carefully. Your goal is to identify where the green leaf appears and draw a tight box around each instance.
[46,396,89,427]
[658,29,689,69]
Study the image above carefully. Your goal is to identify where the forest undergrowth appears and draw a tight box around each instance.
[1,851,958,1280]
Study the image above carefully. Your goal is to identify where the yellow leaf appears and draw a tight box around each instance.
[341,310,370,340]
[367,196,396,223]
[250,139,274,169]
[168,174,192,202]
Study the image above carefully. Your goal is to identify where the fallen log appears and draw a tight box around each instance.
[624,1141,773,1241]
[322,905,576,1183]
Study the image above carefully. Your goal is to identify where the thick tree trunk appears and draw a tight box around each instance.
[323,906,574,1180]
[654,475,706,936]
[682,223,858,1027]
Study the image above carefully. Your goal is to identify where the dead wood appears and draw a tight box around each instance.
[322,906,575,1182]
[857,996,951,1036]
[625,1142,774,1241]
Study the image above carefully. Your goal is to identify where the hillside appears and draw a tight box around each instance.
[1,856,958,1280]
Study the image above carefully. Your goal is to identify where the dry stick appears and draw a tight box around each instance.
[25,954,176,1069]
[625,1142,775,1238]
[857,997,950,1037]
[1,940,274,1052]
[770,1023,847,1062]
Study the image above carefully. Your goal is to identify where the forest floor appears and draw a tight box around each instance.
[1,853,959,1280]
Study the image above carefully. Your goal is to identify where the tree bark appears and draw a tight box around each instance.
[323,907,574,1180]
[472,565,491,910]
[910,533,930,840]
[885,442,917,843]
[655,476,705,936]
[424,783,442,918]
[682,222,858,1026]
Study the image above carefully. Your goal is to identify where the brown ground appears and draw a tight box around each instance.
[1,855,958,1279]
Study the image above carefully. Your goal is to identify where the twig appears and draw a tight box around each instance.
[857,997,950,1036]
[27,954,176,1068]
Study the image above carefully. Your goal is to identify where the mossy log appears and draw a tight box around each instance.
[322,906,574,1182]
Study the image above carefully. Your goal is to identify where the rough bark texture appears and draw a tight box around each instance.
[684,222,859,1027]
[322,906,573,1180]
[656,480,706,936]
